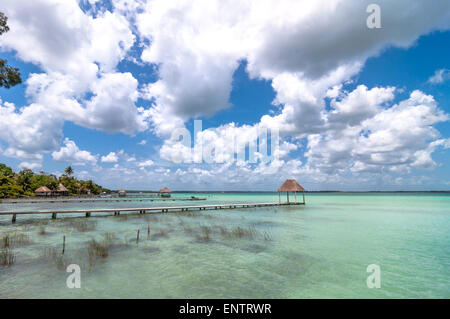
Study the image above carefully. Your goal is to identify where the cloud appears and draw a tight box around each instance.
[135,0,450,188]
[101,152,119,163]
[0,0,148,160]
[0,99,62,160]
[136,0,450,136]
[138,159,154,168]
[328,85,396,126]
[159,122,281,164]
[428,68,450,84]
[77,72,148,134]
[0,0,449,189]
[52,138,97,165]
[18,161,42,171]
[0,0,134,77]
[138,140,147,145]
[304,90,449,174]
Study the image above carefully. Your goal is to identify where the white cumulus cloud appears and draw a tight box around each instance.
[52,138,97,165]
[101,152,119,163]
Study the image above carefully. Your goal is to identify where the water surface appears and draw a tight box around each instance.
[0,193,449,298]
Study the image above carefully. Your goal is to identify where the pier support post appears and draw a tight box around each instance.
[52,213,57,219]
[86,212,91,217]
[12,214,16,223]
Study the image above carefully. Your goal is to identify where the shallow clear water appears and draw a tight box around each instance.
[0,193,449,298]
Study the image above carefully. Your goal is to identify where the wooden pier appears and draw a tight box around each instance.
[1,197,206,204]
[0,202,304,223]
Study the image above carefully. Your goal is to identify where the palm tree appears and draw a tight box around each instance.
[64,166,73,177]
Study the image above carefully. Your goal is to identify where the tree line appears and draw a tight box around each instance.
[0,163,109,198]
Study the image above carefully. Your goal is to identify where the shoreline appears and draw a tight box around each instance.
[1,190,450,201]
[119,190,450,194]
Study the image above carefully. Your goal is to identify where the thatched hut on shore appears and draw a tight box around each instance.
[56,183,69,196]
[118,190,126,197]
[158,187,171,198]
[278,179,305,204]
[35,186,52,197]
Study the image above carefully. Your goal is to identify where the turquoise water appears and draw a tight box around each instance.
[0,193,449,298]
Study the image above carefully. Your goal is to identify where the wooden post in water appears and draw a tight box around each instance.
[52,213,57,219]
[286,192,289,203]
[62,235,66,254]
[136,229,140,244]
[295,191,297,204]
[303,191,305,204]
[12,214,16,223]
[147,224,150,239]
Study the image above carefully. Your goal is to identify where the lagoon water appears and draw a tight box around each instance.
[0,193,449,298]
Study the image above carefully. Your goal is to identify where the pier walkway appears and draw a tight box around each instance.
[1,197,206,204]
[0,202,304,223]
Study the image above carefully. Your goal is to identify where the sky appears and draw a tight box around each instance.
[0,0,449,191]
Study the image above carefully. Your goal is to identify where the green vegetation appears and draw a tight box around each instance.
[0,163,109,198]
[0,247,15,266]
[1,233,32,248]
[64,166,74,176]
[0,12,21,88]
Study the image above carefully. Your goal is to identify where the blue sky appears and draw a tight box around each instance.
[0,0,449,191]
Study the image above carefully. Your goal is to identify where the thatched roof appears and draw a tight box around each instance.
[158,187,171,193]
[278,179,305,192]
[57,183,68,192]
[35,186,52,193]
[118,190,126,193]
